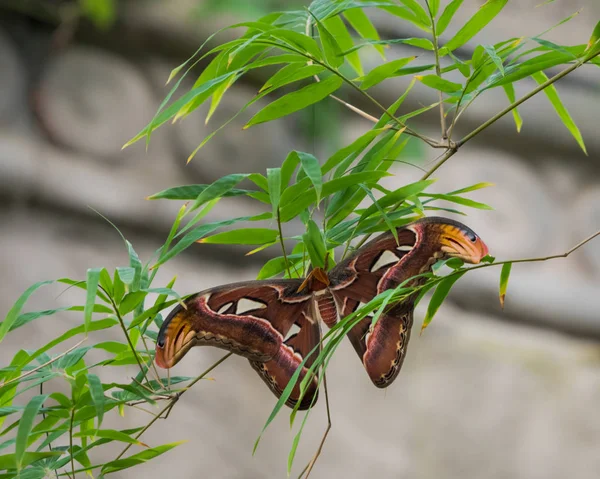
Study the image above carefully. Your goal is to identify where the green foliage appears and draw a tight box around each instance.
[2,0,599,477]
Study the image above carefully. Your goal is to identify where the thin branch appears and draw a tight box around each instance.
[113,352,233,461]
[457,49,600,148]
[107,294,150,387]
[425,0,447,140]
[277,208,292,278]
[0,338,86,388]
[330,94,379,123]
[69,407,76,479]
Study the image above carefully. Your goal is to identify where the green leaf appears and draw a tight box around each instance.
[0,452,60,470]
[298,152,323,205]
[155,213,270,266]
[397,0,431,26]
[244,75,342,128]
[314,14,344,68]
[360,180,436,221]
[280,171,390,222]
[16,394,48,470]
[586,20,600,54]
[502,84,523,132]
[421,272,465,332]
[147,184,250,200]
[416,75,462,93]
[343,8,384,59]
[75,428,148,447]
[125,242,142,292]
[428,0,440,17]
[257,254,303,280]
[303,220,327,269]
[324,14,363,75]
[0,281,52,344]
[101,441,185,474]
[199,228,279,245]
[360,56,417,89]
[499,262,512,309]
[448,182,494,195]
[116,267,136,286]
[421,193,493,210]
[260,63,325,92]
[437,0,463,35]
[280,151,300,189]
[84,268,102,334]
[442,0,508,53]
[267,168,281,220]
[482,44,504,75]
[344,37,434,54]
[531,71,587,154]
[190,173,250,212]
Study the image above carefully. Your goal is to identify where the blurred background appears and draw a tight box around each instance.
[1,0,600,478]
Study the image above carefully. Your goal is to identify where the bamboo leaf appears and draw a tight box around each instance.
[147,184,250,201]
[298,152,323,205]
[442,0,509,53]
[421,272,465,332]
[198,228,279,245]
[16,395,48,470]
[421,193,493,210]
[437,0,463,35]
[189,173,250,212]
[84,268,102,334]
[0,281,53,344]
[343,8,384,58]
[360,180,436,221]
[502,84,523,132]
[314,14,344,68]
[244,76,342,128]
[416,74,462,93]
[360,56,417,89]
[499,262,512,309]
[267,168,281,219]
[101,442,185,474]
[303,220,327,269]
[531,71,587,154]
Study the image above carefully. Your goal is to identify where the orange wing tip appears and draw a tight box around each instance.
[154,346,169,369]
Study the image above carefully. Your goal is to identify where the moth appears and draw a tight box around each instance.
[155,217,488,409]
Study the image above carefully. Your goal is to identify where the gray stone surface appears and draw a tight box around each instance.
[1,2,600,478]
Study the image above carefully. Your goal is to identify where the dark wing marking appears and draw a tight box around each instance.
[250,308,320,410]
[156,279,319,409]
[328,228,421,387]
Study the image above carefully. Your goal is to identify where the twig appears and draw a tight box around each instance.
[0,338,86,388]
[69,407,76,479]
[457,49,600,148]
[277,208,292,278]
[300,371,332,479]
[424,0,447,140]
[113,352,233,461]
[107,294,151,387]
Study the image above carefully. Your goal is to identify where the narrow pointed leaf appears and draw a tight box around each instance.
[421,272,465,332]
[531,71,587,154]
[360,56,417,89]
[0,281,53,344]
[499,262,512,309]
[267,168,281,219]
[16,395,48,470]
[244,75,342,128]
[443,0,509,53]
[502,84,523,132]
[437,0,463,35]
[101,442,185,474]
[198,228,279,245]
[84,268,102,333]
[416,75,462,93]
[298,152,323,204]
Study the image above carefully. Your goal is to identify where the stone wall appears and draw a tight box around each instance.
[1,1,600,478]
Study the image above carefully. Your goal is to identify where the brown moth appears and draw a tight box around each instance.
[155,217,489,409]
